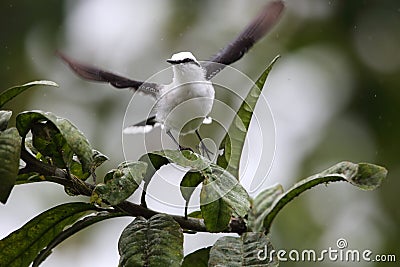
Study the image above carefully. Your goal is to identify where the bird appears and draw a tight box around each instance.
[58,1,285,158]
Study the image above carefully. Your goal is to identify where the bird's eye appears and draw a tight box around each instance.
[183,58,201,67]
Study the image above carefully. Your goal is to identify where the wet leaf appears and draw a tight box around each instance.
[33,211,126,267]
[118,214,183,267]
[0,202,95,267]
[263,161,387,232]
[0,128,21,204]
[217,56,280,178]
[0,110,12,131]
[208,233,278,266]
[92,161,147,205]
[16,111,93,173]
[248,184,283,232]
[0,80,58,108]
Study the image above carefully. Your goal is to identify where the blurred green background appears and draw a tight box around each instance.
[1,0,399,266]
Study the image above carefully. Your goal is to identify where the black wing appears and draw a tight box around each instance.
[57,52,160,98]
[123,115,160,134]
[204,0,285,79]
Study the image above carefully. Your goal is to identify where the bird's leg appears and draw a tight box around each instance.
[166,130,193,152]
[195,130,213,160]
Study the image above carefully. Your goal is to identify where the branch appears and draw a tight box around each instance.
[20,149,68,178]
[19,148,246,234]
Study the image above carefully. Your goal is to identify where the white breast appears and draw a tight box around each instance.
[156,80,215,135]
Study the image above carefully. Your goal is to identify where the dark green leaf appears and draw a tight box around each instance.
[180,172,205,202]
[182,247,211,267]
[33,211,127,267]
[200,192,231,232]
[205,164,251,217]
[0,202,95,267]
[217,56,280,178]
[139,152,171,184]
[139,152,171,206]
[0,80,58,109]
[248,184,283,232]
[16,111,93,172]
[55,116,92,171]
[208,233,278,266]
[0,128,22,204]
[92,161,147,205]
[263,161,387,233]
[31,121,73,169]
[0,110,12,131]
[180,172,204,217]
[118,214,183,267]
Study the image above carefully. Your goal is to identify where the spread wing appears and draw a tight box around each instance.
[57,52,160,98]
[123,115,160,134]
[203,0,285,79]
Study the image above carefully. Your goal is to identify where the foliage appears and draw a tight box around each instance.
[0,59,387,266]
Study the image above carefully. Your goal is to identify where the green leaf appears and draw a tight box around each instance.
[70,149,108,180]
[204,164,251,217]
[263,161,387,233]
[200,164,250,232]
[187,210,203,219]
[182,247,211,267]
[0,110,12,131]
[0,202,95,267]
[200,184,231,232]
[150,150,210,171]
[139,152,171,206]
[92,161,147,205]
[0,128,22,204]
[0,80,58,108]
[33,211,127,267]
[208,233,278,266]
[118,214,183,267]
[31,121,73,169]
[16,111,93,172]
[90,149,109,170]
[217,56,280,178]
[180,172,204,217]
[346,162,387,190]
[248,184,284,232]
[181,172,204,202]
